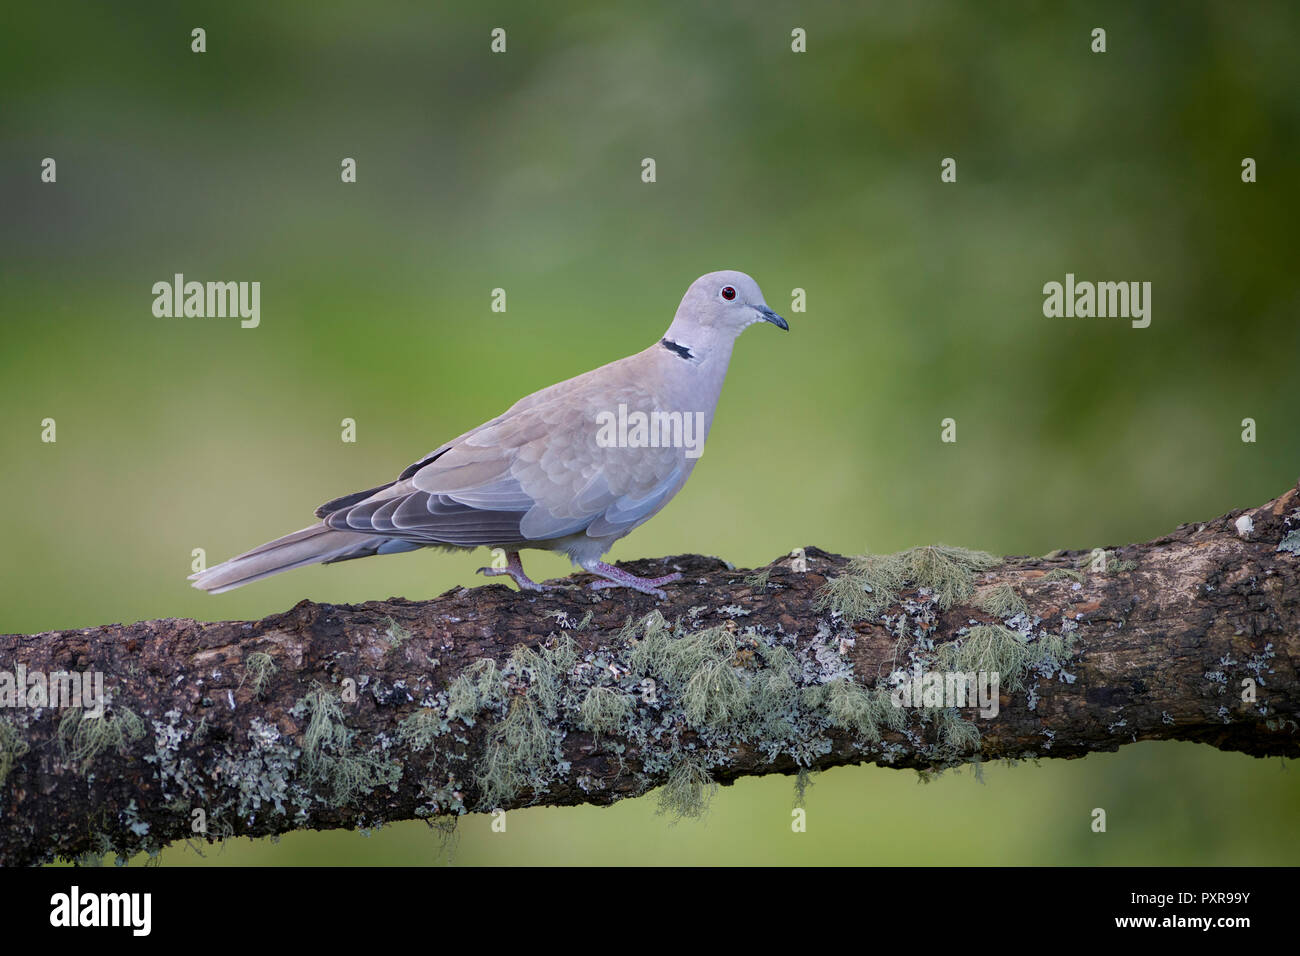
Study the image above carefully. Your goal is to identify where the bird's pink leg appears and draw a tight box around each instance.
[476,551,549,592]
[585,561,681,599]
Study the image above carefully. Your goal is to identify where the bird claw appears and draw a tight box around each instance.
[589,580,666,600]
[588,570,681,600]
[476,559,548,592]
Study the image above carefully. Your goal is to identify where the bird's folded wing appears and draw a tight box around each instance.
[319,365,688,547]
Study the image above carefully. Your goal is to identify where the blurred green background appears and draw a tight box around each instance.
[3,1,1298,864]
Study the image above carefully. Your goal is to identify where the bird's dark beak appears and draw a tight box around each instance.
[757,305,789,331]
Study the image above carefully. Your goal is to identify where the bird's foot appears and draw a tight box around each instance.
[586,562,682,600]
[476,551,549,592]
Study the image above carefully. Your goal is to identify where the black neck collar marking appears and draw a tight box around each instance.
[661,337,693,360]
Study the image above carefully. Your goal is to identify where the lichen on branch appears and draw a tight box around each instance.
[1,482,1298,866]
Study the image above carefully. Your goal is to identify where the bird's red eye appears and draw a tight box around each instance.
[721,286,736,300]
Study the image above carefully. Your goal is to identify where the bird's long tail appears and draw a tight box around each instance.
[188,524,390,593]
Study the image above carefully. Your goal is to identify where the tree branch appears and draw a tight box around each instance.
[3,481,1299,865]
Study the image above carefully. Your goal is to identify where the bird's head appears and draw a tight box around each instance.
[663,270,788,353]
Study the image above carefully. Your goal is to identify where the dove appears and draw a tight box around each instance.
[189,270,788,599]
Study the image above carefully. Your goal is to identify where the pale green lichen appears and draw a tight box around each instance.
[50,568,1089,862]
[975,582,1027,618]
[579,686,633,742]
[936,625,1034,691]
[816,553,908,620]
[657,757,716,819]
[906,545,999,608]
[793,767,813,808]
[434,638,587,812]
[667,628,747,730]
[299,685,349,769]
[749,644,802,738]
[58,706,146,772]
[1277,530,1300,555]
[296,684,401,805]
[385,618,411,653]
[329,750,401,806]
[478,695,556,811]
[932,708,982,752]
[1044,568,1086,583]
[509,639,579,719]
[626,610,675,674]
[398,708,450,751]
[802,678,898,743]
[817,544,998,621]
[400,570,1080,822]
[241,651,278,697]
[935,624,1076,694]
[446,658,507,725]
[0,718,29,786]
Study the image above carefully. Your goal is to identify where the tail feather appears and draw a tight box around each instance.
[189,524,386,594]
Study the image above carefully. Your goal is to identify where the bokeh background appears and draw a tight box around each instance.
[3,1,1298,864]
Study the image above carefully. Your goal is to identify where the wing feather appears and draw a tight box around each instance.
[317,348,699,549]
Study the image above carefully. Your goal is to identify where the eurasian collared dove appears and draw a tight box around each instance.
[190,270,788,598]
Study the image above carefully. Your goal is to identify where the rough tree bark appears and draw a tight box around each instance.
[1,481,1298,866]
